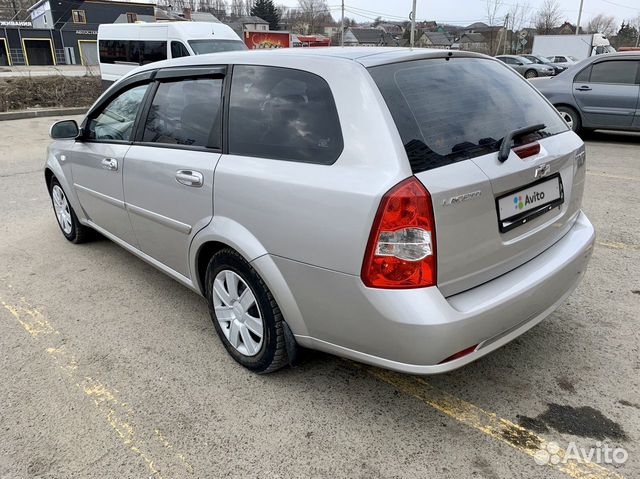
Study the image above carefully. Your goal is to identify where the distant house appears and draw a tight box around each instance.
[343,27,387,46]
[417,31,452,49]
[552,21,579,35]
[458,32,490,54]
[417,21,438,32]
[376,22,403,35]
[228,15,269,37]
[190,12,220,23]
[238,15,269,31]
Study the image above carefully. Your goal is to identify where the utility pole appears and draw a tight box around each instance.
[575,0,584,34]
[502,13,509,55]
[409,0,417,48]
[340,0,344,47]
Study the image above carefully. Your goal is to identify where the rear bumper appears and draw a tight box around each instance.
[265,211,595,374]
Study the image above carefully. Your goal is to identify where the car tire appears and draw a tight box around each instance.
[524,69,538,79]
[49,178,92,244]
[556,105,581,133]
[205,248,296,373]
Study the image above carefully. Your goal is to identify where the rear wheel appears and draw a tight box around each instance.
[524,69,538,79]
[49,178,91,243]
[556,105,581,133]
[205,248,295,373]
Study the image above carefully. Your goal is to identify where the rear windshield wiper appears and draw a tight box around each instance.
[498,123,546,162]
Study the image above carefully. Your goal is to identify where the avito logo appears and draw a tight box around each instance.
[514,191,545,210]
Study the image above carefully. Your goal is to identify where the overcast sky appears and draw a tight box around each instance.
[277,0,639,28]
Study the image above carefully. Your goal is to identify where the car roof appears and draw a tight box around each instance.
[127,47,490,77]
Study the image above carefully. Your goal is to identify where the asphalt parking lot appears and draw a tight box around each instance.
[1,116,638,479]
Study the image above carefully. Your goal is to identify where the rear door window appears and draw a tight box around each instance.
[369,58,568,172]
[228,65,343,164]
[142,78,223,148]
[589,60,638,84]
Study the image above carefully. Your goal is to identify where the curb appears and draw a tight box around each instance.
[0,107,88,121]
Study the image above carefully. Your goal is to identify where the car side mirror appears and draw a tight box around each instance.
[516,61,523,65]
[50,120,79,139]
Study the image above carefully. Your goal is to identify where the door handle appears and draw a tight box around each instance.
[575,85,592,91]
[101,158,118,171]
[176,170,203,187]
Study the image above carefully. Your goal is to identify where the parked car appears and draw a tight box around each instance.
[45,48,595,374]
[530,52,640,133]
[496,55,555,78]
[521,54,566,75]
[547,55,579,68]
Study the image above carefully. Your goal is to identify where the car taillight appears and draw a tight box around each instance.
[361,177,436,289]
[513,142,540,159]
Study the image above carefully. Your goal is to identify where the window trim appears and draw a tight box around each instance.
[71,9,86,24]
[225,63,345,165]
[132,69,227,153]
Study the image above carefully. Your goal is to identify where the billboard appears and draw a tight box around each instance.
[244,31,290,49]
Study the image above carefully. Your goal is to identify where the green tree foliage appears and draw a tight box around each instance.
[250,0,281,30]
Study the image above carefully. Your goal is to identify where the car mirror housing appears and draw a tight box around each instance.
[50,120,79,140]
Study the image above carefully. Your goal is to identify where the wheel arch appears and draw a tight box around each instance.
[191,219,309,336]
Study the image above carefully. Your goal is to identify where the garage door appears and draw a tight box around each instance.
[79,41,98,65]
[24,39,54,65]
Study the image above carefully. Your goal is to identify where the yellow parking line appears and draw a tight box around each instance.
[586,171,640,182]
[1,298,193,479]
[354,363,624,479]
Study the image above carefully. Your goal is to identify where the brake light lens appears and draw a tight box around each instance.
[513,142,540,159]
[361,177,436,289]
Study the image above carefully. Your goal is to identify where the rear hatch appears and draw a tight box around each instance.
[369,56,586,297]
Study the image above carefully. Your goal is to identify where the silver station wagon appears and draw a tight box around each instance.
[45,48,595,374]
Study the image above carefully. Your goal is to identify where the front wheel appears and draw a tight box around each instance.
[556,105,581,133]
[205,249,296,373]
[524,69,538,79]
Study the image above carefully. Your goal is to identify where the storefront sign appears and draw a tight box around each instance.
[75,30,98,35]
[0,20,33,27]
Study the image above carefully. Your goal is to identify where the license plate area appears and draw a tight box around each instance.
[496,174,564,233]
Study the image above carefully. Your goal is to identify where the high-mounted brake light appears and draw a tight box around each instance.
[361,177,436,289]
[513,142,541,159]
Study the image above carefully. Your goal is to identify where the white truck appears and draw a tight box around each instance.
[532,33,615,61]
[98,22,246,89]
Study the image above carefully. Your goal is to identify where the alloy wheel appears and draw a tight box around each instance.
[52,185,73,235]
[212,270,264,357]
[560,111,574,130]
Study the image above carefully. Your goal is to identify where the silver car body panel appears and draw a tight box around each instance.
[45,47,596,373]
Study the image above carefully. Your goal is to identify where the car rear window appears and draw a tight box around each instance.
[369,58,568,172]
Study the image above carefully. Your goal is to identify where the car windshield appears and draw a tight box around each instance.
[518,56,533,64]
[188,39,247,54]
[568,56,579,61]
[369,58,568,172]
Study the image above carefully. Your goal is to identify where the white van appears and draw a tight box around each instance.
[98,22,246,89]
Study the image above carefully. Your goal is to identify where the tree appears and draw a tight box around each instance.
[534,0,562,34]
[614,21,639,47]
[251,0,280,29]
[485,0,504,26]
[297,0,331,34]
[230,0,243,17]
[586,13,616,36]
